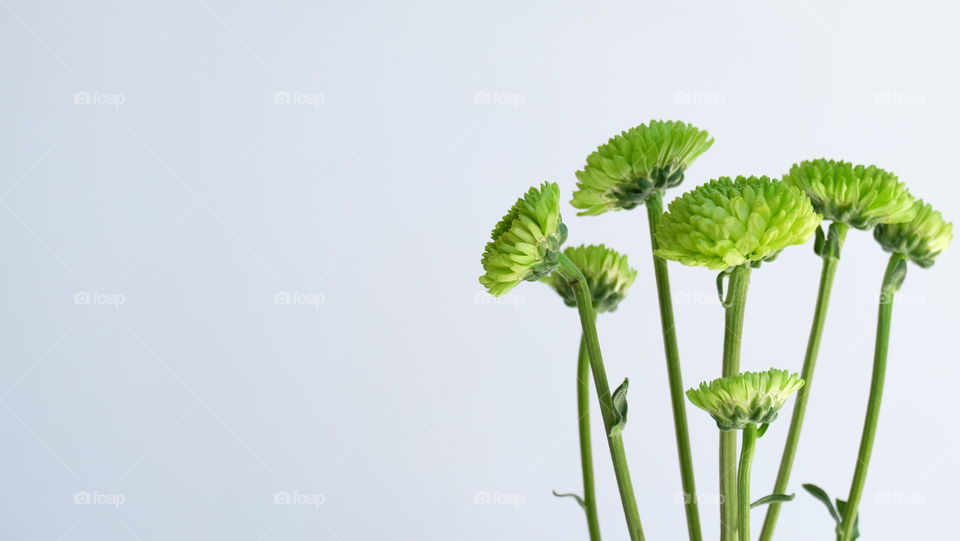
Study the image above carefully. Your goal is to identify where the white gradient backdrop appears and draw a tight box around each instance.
[1,1,957,540]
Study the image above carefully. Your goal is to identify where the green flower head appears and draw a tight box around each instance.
[687,369,805,431]
[480,182,568,296]
[874,200,953,268]
[655,176,822,270]
[571,120,714,216]
[542,244,638,313]
[783,159,917,229]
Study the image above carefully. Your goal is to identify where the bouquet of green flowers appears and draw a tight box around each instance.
[478,121,952,541]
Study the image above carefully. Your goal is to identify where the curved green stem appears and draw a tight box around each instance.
[738,425,759,541]
[646,192,703,541]
[558,254,645,541]
[577,335,602,541]
[760,222,849,541]
[720,265,751,541]
[838,253,906,541]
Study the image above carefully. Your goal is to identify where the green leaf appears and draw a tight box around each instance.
[836,498,861,540]
[551,490,585,511]
[750,493,795,508]
[757,423,770,438]
[609,378,629,436]
[802,484,840,523]
[825,222,843,260]
[814,225,826,256]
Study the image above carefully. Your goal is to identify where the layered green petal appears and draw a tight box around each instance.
[480,182,568,296]
[571,120,714,215]
[655,176,822,270]
[784,159,916,229]
[687,369,805,431]
[542,244,638,313]
[874,200,953,267]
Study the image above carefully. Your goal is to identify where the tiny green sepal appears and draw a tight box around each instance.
[874,199,953,268]
[686,369,805,431]
[551,490,586,511]
[784,159,916,229]
[542,244,638,313]
[609,378,629,437]
[835,498,861,540]
[571,120,714,215]
[750,493,795,509]
[655,176,822,271]
[803,484,840,523]
[479,182,568,296]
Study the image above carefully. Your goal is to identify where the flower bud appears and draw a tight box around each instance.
[686,369,805,431]
[542,244,638,313]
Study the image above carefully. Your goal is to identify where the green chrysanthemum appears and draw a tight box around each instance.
[542,244,638,313]
[784,159,916,229]
[874,200,953,268]
[655,176,822,271]
[571,120,714,216]
[687,369,805,431]
[480,182,568,296]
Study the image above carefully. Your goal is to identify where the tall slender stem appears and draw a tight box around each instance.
[577,335,602,541]
[738,425,759,541]
[720,266,752,541]
[558,254,646,541]
[760,222,849,541]
[645,192,703,541]
[838,253,906,541]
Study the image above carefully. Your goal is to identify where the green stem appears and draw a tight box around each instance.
[558,254,646,541]
[646,192,703,541]
[720,265,751,541]
[577,335,602,541]
[837,253,906,541]
[738,424,759,541]
[760,222,849,541]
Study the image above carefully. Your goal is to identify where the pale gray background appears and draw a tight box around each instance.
[1,0,957,539]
